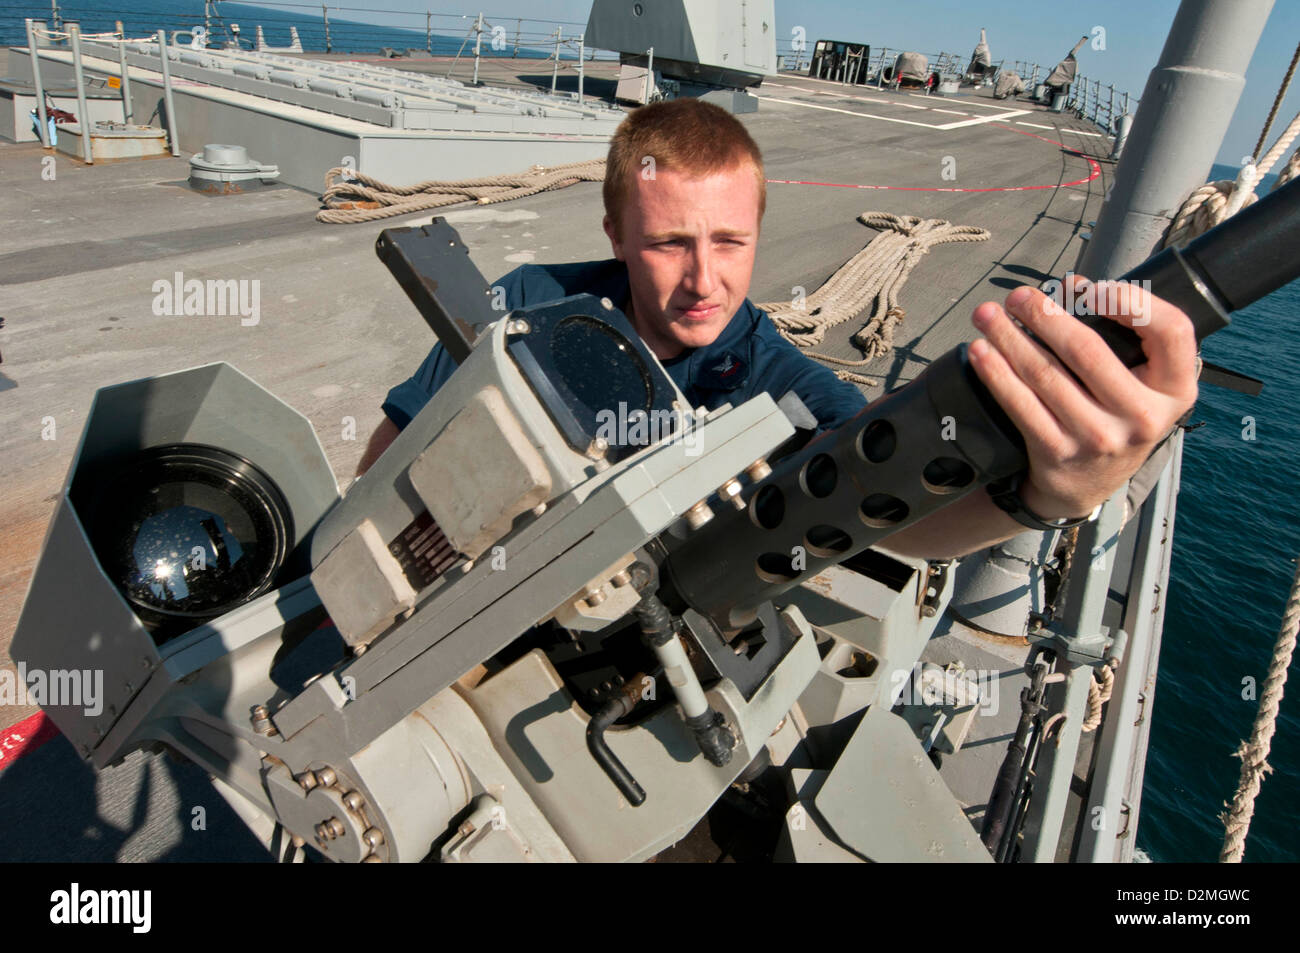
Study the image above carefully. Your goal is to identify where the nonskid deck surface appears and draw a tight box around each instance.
[0,51,1114,860]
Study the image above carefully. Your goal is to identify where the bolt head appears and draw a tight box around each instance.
[685,500,714,530]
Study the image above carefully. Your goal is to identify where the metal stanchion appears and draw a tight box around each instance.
[473,12,483,86]
[69,23,93,163]
[118,33,134,123]
[551,27,561,95]
[25,19,52,148]
[156,30,180,156]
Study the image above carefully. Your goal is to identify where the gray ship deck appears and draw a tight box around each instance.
[0,51,1115,860]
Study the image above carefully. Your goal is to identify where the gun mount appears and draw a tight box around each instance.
[12,178,1299,862]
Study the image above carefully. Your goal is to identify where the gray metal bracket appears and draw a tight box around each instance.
[1027,618,1129,668]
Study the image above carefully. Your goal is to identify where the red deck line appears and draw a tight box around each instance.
[0,710,61,771]
[767,123,1102,194]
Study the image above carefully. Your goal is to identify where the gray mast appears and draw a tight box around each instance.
[1077,0,1275,278]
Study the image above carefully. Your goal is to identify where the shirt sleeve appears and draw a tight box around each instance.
[750,314,868,431]
[381,342,459,430]
[380,266,531,430]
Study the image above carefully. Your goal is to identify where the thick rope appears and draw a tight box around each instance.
[757,213,990,385]
[1277,149,1300,192]
[1080,664,1114,733]
[1219,558,1300,863]
[316,159,605,224]
[1163,108,1300,249]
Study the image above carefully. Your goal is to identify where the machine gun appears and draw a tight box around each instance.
[13,177,1299,862]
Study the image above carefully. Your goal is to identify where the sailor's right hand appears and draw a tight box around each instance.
[966,274,1199,520]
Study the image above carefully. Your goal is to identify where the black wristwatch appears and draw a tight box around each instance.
[986,473,1101,532]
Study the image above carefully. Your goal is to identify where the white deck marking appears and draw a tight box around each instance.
[908,92,1015,110]
[935,109,1030,129]
[1016,121,1055,130]
[1059,128,1105,137]
[780,72,880,89]
[766,81,928,109]
[751,94,945,129]
[928,108,971,116]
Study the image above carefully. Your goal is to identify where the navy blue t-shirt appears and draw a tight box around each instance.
[382,259,867,432]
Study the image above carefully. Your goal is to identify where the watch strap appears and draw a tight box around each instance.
[986,474,1100,532]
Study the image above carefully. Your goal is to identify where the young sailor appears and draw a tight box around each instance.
[361,99,1198,559]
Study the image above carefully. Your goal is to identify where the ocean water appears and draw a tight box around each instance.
[1136,164,1299,863]
[0,1,584,57]
[3,3,1296,862]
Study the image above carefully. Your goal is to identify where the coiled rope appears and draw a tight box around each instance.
[1219,558,1300,863]
[1163,42,1300,250]
[316,159,605,224]
[757,213,990,386]
[1080,664,1114,733]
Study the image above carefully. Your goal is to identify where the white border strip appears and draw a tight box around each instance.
[751,93,945,129]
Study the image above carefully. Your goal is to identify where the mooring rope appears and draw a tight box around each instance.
[757,213,990,386]
[1162,107,1300,249]
[316,159,605,224]
[1219,558,1300,862]
[1080,664,1115,733]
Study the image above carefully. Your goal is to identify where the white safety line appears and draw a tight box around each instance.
[767,81,929,109]
[751,94,945,129]
[781,72,877,89]
[908,92,1014,111]
[1016,121,1055,130]
[928,107,971,116]
[935,109,1030,129]
[1060,128,1105,137]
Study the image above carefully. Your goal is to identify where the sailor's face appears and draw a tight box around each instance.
[604,162,761,360]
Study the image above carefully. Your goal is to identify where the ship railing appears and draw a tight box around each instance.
[1,5,620,62]
[1067,74,1137,132]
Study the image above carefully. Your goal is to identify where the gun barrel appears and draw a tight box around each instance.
[665,175,1300,629]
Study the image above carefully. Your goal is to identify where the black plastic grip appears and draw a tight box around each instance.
[1077,174,1300,368]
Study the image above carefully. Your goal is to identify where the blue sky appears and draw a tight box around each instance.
[244,0,1299,165]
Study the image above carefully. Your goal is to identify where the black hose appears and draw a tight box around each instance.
[981,659,1049,855]
[629,566,675,648]
[586,690,646,807]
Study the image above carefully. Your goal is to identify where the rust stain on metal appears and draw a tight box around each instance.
[803,572,835,597]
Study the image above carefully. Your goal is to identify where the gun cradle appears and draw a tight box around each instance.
[13,290,966,862]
